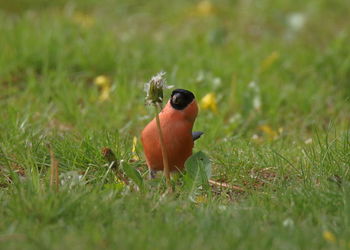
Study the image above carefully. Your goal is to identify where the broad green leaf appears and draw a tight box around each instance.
[121,162,143,189]
[184,151,212,196]
[185,151,211,180]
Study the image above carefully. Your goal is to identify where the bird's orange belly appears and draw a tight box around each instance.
[141,121,194,172]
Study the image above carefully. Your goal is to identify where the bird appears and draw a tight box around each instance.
[141,89,203,178]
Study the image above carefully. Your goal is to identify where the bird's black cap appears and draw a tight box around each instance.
[170,89,195,110]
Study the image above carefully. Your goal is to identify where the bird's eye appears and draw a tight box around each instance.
[171,93,183,105]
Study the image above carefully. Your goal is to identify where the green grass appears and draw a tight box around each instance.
[1,0,350,249]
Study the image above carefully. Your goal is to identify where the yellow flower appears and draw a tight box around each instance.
[200,93,218,113]
[323,231,336,243]
[259,125,278,140]
[260,51,279,73]
[94,75,110,87]
[194,0,215,16]
[131,136,139,161]
[94,75,111,102]
[72,12,95,28]
[195,195,207,203]
[104,180,125,191]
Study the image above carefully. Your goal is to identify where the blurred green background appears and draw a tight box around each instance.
[1,0,350,249]
[1,0,349,140]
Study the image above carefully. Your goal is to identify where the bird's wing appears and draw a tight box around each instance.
[192,131,204,141]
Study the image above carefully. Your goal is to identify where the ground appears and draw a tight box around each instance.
[0,0,350,249]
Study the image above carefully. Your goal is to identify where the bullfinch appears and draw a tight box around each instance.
[141,89,203,178]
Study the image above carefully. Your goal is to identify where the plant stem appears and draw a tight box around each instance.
[48,144,59,192]
[208,179,245,192]
[154,103,171,190]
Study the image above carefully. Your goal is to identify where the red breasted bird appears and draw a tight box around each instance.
[141,89,203,178]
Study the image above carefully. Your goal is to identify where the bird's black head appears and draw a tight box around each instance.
[170,89,195,110]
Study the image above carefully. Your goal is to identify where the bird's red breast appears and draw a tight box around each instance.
[141,99,198,172]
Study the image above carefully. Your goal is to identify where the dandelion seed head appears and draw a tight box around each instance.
[195,71,205,82]
[304,138,313,144]
[282,218,294,228]
[287,13,306,31]
[229,113,242,123]
[144,72,167,105]
[252,134,259,140]
[213,77,222,87]
[253,96,261,111]
[248,81,258,89]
